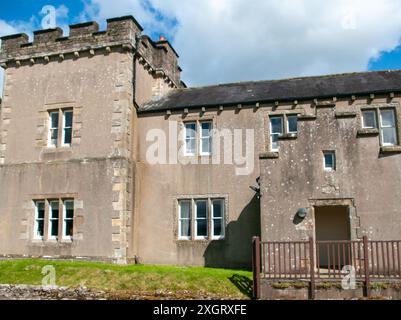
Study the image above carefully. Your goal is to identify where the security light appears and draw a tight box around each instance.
[297,208,308,219]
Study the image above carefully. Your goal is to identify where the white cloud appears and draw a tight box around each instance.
[83,0,401,86]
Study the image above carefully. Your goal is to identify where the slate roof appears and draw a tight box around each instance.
[140,70,401,113]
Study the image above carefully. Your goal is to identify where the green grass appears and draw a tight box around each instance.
[0,259,253,299]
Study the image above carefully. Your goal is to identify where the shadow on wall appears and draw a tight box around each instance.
[203,195,261,270]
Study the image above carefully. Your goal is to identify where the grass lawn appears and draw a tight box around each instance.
[0,259,253,299]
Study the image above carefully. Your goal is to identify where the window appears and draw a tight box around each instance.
[62,110,73,146]
[195,200,208,239]
[178,200,191,240]
[177,198,225,241]
[380,109,397,146]
[200,122,213,155]
[270,116,284,151]
[211,199,225,240]
[184,120,213,156]
[34,201,45,239]
[48,201,59,240]
[48,111,59,147]
[270,114,298,151]
[362,110,377,129]
[184,122,197,155]
[324,151,336,171]
[287,115,298,134]
[33,198,75,241]
[48,109,73,148]
[63,200,74,239]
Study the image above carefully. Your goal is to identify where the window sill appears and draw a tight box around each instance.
[259,152,279,159]
[60,239,73,244]
[380,145,401,154]
[176,238,225,243]
[43,146,72,153]
[31,239,74,245]
[357,128,379,137]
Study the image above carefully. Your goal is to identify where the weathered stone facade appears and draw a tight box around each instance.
[1,15,401,268]
[0,16,181,264]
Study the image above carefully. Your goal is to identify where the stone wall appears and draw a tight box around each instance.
[0,35,135,263]
[260,97,401,243]
[0,284,110,300]
[261,280,401,300]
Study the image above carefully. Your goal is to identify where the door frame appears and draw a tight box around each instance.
[309,198,359,243]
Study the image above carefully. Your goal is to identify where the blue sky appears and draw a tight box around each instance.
[369,46,401,71]
[1,0,401,94]
[0,0,82,22]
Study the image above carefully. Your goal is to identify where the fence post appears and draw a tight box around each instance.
[309,237,316,300]
[252,236,261,299]
[363,236,370,298]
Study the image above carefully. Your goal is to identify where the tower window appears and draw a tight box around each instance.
[47,108,73,148]
[323,151,336,171]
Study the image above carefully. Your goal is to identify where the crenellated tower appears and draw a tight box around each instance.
[0,16,182,264]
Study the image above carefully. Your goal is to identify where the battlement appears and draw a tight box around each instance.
[0,16,142,56]
[0,15,181,87]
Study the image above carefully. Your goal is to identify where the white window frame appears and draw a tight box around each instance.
[287,115,298,134]
[211,199,225,240]
[178,200,192,240]
[379,109,398,146]
[184,122,197,156]
[62,200,74,240]
[34,201,45,240]
[62,110,73,147]
[194,199,208,240]
[48,200,59,240]
[199,121,213,156]
[48,111,59,148]
[362,110,377,129]
[270,116,284,151]
[323,151,336,171]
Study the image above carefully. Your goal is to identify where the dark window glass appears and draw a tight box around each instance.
[64,111,73,127]
[50,201,59,237]
[37,221,44,237]
[213,219,222,237]
[64,128,72,144]
[196,219,207,237]
[287,115,298,133]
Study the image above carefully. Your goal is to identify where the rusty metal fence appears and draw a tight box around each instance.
[252,236,401,299]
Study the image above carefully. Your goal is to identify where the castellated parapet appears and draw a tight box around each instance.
[0,15,182,88]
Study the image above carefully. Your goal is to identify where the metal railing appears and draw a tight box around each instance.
[252,236,401,299]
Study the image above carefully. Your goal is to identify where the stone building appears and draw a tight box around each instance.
[1,15,401,268]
